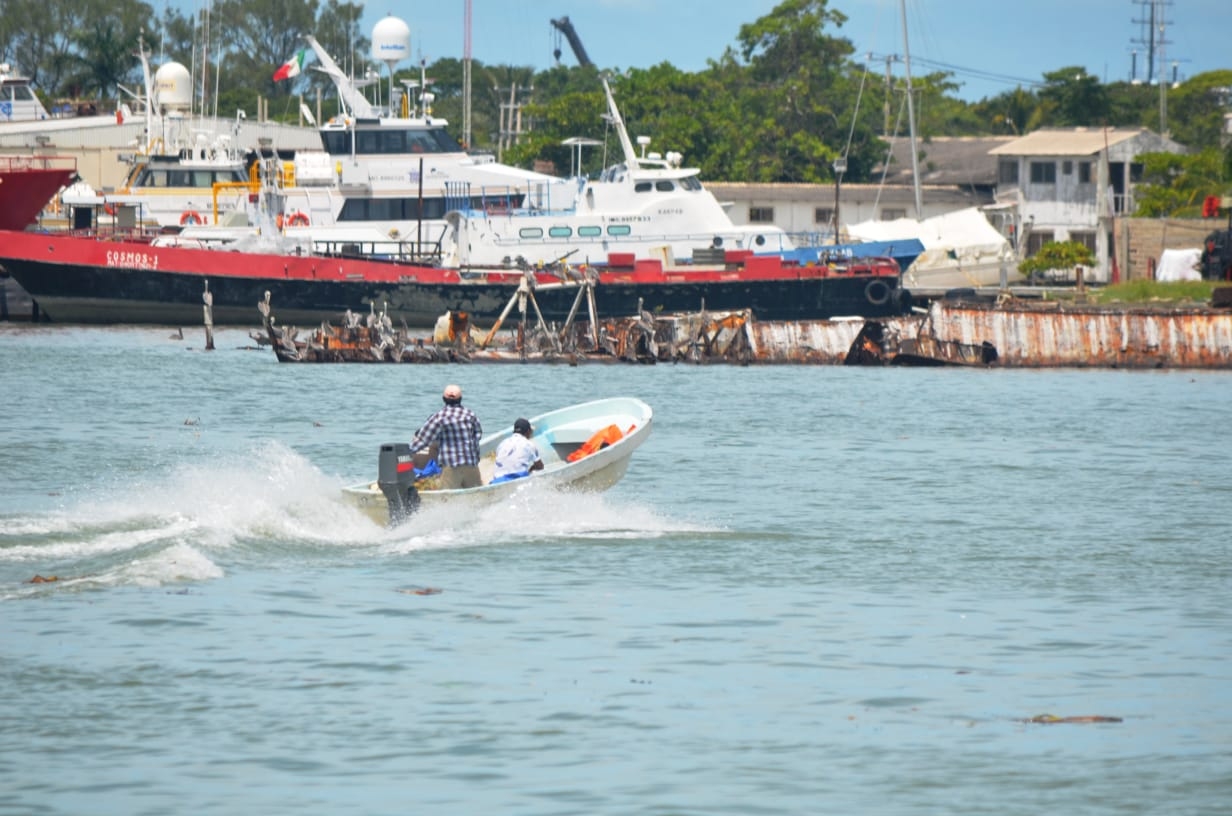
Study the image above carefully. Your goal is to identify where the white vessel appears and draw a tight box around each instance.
[439,77,795,268]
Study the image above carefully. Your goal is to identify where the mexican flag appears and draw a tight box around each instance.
[273,49,309,82]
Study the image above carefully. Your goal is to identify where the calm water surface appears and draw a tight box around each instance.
[2,326,1230,815]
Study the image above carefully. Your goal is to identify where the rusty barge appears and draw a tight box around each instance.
[257,284,1232,369]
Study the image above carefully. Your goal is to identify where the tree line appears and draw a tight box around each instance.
[3,0,1229,216]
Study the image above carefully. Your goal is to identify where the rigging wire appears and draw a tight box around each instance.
[872,90,909,215]
[841,59,871,165]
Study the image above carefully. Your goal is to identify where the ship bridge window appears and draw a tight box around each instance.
[337,196,449,221]
[606,225,632,236]
[366,198,401,220]
[548,226,572,238]
[319,126,464,155]
[680,176,702,191]
[519,227,544,238]
[655,180,675,192]
[577,226,602,237]
[429,128,464,152]
[634,182,652,193]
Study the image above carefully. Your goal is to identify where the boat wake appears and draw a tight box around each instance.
[1,441,702,598]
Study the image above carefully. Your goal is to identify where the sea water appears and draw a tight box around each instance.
[1,326,1229,816]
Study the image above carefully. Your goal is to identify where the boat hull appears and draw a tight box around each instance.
[0,158,77,231]
[342,396,652,525]
[0,230,911,326]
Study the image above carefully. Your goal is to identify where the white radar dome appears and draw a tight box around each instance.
[154,62,192,112]
[372,16,411,67]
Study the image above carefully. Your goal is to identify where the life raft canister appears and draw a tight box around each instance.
[566,424,632,463]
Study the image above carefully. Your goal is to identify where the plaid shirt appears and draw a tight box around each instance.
[409,404,482,467]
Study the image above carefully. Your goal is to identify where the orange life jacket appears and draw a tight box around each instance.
[566,424,629,462]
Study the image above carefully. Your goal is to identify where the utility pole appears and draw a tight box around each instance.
[495,83,533,161]
[462,0,472,149]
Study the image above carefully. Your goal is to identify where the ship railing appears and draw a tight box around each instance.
[314,236,445,265]
[1,154,78,172]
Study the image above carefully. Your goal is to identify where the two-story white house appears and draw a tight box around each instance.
[989,128,1185,280]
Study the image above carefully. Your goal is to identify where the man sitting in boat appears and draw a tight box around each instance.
[407,384,483,489]
[490,418,544,484]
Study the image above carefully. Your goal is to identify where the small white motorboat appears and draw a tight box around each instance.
[342,396,653,525]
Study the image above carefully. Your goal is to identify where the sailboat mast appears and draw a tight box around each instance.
[900,0,923,219]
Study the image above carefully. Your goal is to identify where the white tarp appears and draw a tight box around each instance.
[847,207,1010,255]
[847,207,1015,288]
[1156,248,1202,281]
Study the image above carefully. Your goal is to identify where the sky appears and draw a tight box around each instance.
[339,0,1228,102]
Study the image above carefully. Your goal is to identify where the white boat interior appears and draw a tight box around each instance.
[343,396,653,526]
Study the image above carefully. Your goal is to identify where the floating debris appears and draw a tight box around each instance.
[396,586,442,596]
[1023,714,1124,724]
[28,575,59,583]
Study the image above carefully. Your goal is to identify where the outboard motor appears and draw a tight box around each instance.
[377,442,420,525]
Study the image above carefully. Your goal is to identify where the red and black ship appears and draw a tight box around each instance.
[0,228,912,326]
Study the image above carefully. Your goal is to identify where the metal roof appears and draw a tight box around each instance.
[988,128,1151,156]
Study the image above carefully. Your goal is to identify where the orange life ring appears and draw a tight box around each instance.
[103,202,116,216]
[285,211,309,227]
[180,210,204,226]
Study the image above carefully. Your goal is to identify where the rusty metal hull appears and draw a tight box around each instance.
[261,298,1232,369]
[917,301,1232,369]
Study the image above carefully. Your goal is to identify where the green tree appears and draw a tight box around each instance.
[1164,70,1232,151]
[68,0,154,101]
[1034,66,1109,126]
[1134,149,1228,216]
[213,0,319,101]
[0,0,86,95]
[1019,241,1096,279]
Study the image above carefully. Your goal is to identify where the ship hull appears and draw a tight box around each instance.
[0,159,77,231]
[0,230,910,326]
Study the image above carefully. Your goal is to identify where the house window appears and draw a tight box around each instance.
[814,207,834,225]
[606,224,631,236]
[881,208,907,221]
[1026,231,1055,256]
[548,226,572,238]
[1078,162,1092,183]
[1030,161,1057,184]
[749,206,774,223]
[634,182,652,193]
[518,227,543,238]
[1062,160,1073,175]
[998,160,1018,184]
[577,226,602,237]
[1069,231,1096,253]
[655,180,675,192]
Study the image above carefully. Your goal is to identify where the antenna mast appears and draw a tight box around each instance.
[900,0,922,219]
[463,0,472,148]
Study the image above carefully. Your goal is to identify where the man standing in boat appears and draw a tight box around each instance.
[491,418,544,484]
[408,384,483,489]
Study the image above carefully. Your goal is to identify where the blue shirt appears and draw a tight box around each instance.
[409,404,482,467]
